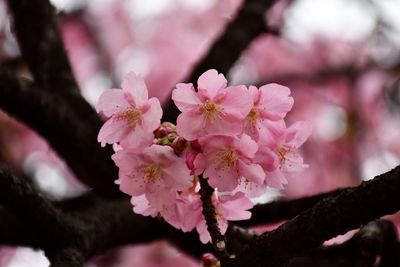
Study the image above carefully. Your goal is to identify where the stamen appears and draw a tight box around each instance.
[247,106,260,123]
[201,100,221,120]
[143,163,162,183]
[277,147,287,162]
[217,149,237,167]
[119,108,142,125]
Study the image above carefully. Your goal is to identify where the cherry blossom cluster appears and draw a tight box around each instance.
[96,70,311,243]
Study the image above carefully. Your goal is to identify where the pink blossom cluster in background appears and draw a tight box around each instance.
[96,69,311,243]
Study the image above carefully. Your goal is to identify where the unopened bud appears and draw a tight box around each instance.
[201,253,220,267]
[216,241,226,251]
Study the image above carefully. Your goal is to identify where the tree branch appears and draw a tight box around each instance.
[287,220,400,267]
[0,166,209,262]
[6,0,122,198]
[163,0,277,122]
[229,165,400,267]
[199,176,228,260]
[0,66,121,198]
[238,188,344,227]
[7,0,77,93]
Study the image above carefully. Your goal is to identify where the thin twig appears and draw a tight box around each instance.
[199,176,230,262]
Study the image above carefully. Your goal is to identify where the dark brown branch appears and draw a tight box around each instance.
[229,165,400,267]
[0,207,41,248]
[49,249,85,267]
[7,0,77,93]
[287,220,400,267]
[0,66,121,198]
[0,165,82,260]
[6,0,121,198]
[163,0,277,122]
[238,188,344,227]
[199,176,229,261]
[0,167,210,262]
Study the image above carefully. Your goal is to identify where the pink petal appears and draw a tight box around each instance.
[98,118,130,147]
[131,195,158,217]
[120,125,153,149]
[118,170,147,196]
[259,84,294,120]
[233,134,258,159]
[206,114,243,136]
[96,89,130,116]
[146,188,175,208]
[235,179,267,198]
[141,97,163,131]
[196,220,211,244]
[121,72,148,106]
[237,160,265,185]
[176,111,205,140]
[219,192,253,220]
[204,162,239,192]
[257,120,286,149]
[163,161,192,191]
[256,147,278,171]
[198,135,233,152]
[197,69,227,99]
[286,121,312,148]
[282,152,306,173]
[112,149,137,172]
[172,83,201,112]
[248,85,260,103]
[218,85,253,118]
[193,153,207,175]
[161,202,183,230]
[266,170,287,189]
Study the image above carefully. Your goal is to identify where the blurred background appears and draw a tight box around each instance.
[1,0,400,266]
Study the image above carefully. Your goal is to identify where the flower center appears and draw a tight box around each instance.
[143,163,162,183]
[245,106,261,133]
[121,108,142,126]
[247,106,260,123]
[200,100,220,119]
[277,147,287,163]
[217,149,237,167]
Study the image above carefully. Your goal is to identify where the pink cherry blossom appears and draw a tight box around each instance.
[234,177,268,198]
[194,134,265,192]
[161,192,203,232]
[130,195,158,217]
[257,121,312,188]
[112,145,193,205]
[96,72,162,148]
[172,69,252,140]
[196,192,253,244]
[274,121,312,173]
[245,84,294,141]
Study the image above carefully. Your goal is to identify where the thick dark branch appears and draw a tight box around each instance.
[7,0,78,93]
[0,166,82,260]
[0,167,209,261]
[287,220,400,267]
[163,0,276,122]
[0,207,41,248]
[49,249,85,267]
[0,166,68,234]
[0,66,121,198]
[75,198,210,259]
[186,0,275,82]
[6,0,122,198]
[230,165,400,267]
[238,188,344,227]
